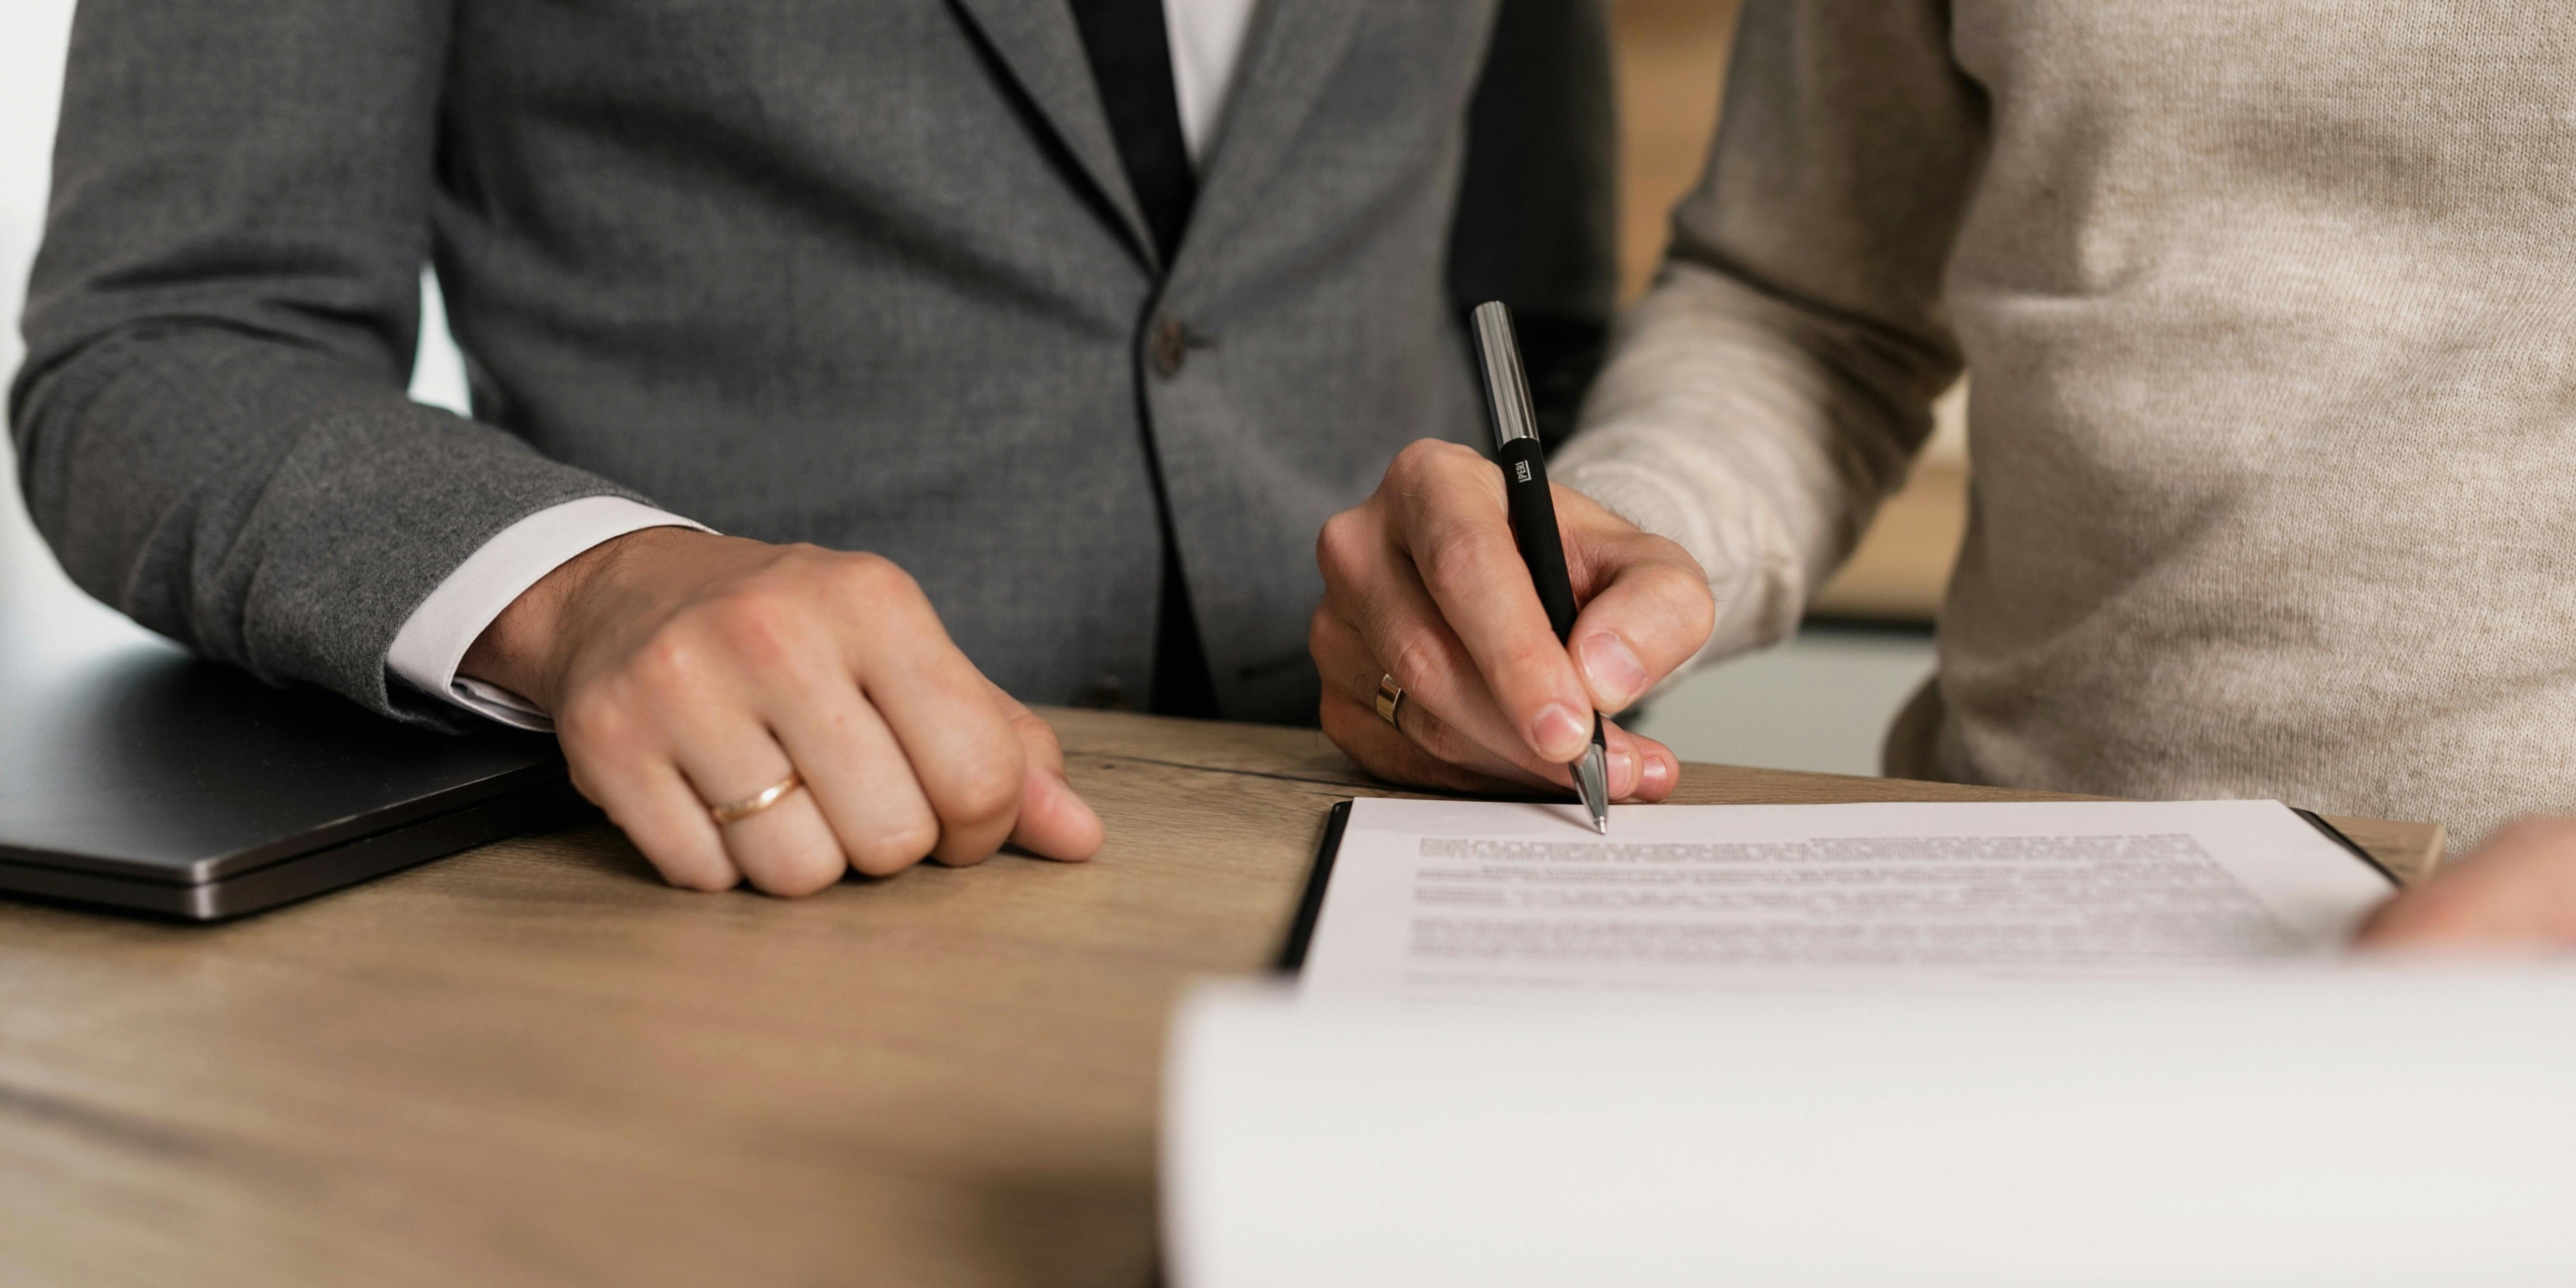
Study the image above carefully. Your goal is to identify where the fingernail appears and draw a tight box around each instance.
[1578,633,1648,710]
[1640,754,1673,796]
[1529,703,1589,760]
[1610,748,1639,797]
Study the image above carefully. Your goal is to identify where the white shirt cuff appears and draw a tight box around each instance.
[386,496,708,730]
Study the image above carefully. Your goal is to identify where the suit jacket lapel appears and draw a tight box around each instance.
[1182,0,1372,268]
[950,0,1158,267]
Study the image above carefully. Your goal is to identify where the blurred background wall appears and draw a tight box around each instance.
[0,0,1959,775]
[1,0,78,606]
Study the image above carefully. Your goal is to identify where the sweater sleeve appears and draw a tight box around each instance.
[1552,0,1987,672]
[8,0,650,724]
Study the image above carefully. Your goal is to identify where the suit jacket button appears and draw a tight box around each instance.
[1149,318,1188,377]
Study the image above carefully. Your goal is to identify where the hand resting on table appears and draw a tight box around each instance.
[462,529,1104,896]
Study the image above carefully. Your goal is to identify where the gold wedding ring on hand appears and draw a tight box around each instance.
[1374,673,1407,729]
[708,769,806,826]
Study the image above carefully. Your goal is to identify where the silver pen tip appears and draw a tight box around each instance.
[1575,744,1610,834]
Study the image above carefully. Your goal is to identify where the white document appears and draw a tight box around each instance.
[1166,974,2576,1288]
[1299,798,2396,1000]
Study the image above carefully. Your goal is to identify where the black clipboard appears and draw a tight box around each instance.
[1275,799,1352,972]
[2294,808,2402,887]
[1271,799,2395,973]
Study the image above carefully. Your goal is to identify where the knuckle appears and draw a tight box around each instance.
[1014,709,1063,760]
[706,589,809,667]
[1494,635,1567,689]
[1423,438,1484,473]
[629,630,707,697]
[832,550,922,607]
[1009,712,1068,777]
[735,823,848,896]
[1638,541,1709,589]
[1636,531,1694,567]
[555,689,632,749]
[1316,510,1366,577]
[942,758,1025,830]
[1317,508,1353,554]
[1386,439,1440,486]
[824,554,943,652]
[1637,561,1718,636]
[1682,582,1718,640]
[1391,438,1477,487]
[1655,554,1715,602]
[1379,626,1448,696]
[848,817,940,877]
[1419,441,1498,493]
[1417,525,1503,592]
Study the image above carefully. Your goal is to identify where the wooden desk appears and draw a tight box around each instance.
[0,710,2442,1287]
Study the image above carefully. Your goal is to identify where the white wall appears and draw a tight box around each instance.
[0,2,469,607]
[0,0,79,603]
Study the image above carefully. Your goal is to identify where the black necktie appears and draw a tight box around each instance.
[1068,0,1221,718]
[1068,0,1198,264]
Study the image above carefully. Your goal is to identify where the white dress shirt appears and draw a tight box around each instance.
[390,0,1258,728]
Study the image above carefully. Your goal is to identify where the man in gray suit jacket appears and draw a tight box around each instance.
[11,0,1622,895]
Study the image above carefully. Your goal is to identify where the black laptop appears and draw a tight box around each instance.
[0,595,582,920]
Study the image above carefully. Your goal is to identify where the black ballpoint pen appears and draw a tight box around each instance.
[1468,301,1611,834]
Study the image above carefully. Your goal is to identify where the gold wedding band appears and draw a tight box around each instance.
[709,770,805,826]
[1374,674,1406,728]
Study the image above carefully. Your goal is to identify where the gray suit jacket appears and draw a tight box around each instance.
[12,0,1612,726]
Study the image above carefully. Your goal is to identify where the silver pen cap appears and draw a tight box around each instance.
[1469,301,1539,452]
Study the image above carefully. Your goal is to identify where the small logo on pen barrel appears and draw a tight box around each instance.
[1514,459,1532,483]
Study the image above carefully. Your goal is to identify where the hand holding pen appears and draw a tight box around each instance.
[1308,301,1717,813]
[1472,302,1612,829]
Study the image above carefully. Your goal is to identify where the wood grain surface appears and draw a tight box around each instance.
[0,708,2442,1286]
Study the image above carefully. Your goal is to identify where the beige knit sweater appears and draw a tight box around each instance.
[1556,0,2576,847]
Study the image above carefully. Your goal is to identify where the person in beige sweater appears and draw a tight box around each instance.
[1310,0,2576,943]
